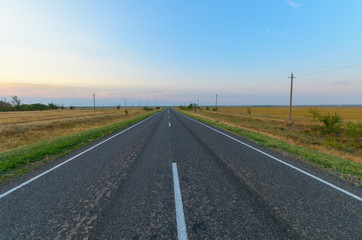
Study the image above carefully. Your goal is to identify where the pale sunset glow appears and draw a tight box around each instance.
[1,1,361,106]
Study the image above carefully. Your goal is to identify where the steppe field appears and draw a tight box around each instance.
[188,106,362,164]
[0,107,149,153]
[218,106,362,121]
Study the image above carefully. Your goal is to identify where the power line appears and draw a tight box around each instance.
[296,63,362,78]
[294,57,362,77]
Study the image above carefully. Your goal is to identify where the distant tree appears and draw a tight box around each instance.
[48,103,58,110]
[11,96,22,109]
[0,97,12,111]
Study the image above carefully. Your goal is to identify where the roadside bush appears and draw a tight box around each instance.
[124,110,128,115]
[143,107,153,111]
[319,113,343,134]
[205,106,210,110]
[212,107,218,111]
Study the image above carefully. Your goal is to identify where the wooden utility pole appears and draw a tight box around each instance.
[93,93,96,114]
[288,73,295,120]
[215,94,218,108]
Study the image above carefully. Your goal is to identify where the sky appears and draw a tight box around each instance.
[1,0,361,106]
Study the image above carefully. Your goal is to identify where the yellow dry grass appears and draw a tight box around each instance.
[0,108,149,153]
[219,107,362,121]
[187,106,362,163]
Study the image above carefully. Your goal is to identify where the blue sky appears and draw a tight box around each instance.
[1,0,361,106]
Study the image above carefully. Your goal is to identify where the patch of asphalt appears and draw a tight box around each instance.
[174,109,361,239]
[0,111,164,239]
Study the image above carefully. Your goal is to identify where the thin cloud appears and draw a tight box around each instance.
[266,29,285,39]
[266,29,283,36]
[286,0,301,9]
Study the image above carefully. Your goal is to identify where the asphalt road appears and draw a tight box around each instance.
[0,108,361,239]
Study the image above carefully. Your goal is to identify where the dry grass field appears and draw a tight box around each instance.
[218,107,362,121]
[0,108,149,153]
[187,106,362,163]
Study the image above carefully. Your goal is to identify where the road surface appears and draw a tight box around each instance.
[0,108,361,239]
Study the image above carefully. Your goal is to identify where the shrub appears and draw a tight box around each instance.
[179,104,193,111]
[117,105,121,110]
[246,107,251,115]
[143,107,153,111]
[205,106,210,110]
[124,110,128,115]
[319,113,343,134]
[309,108,321,121]
[212,107,218,111]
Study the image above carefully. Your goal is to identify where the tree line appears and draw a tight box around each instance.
[0,96,61,111]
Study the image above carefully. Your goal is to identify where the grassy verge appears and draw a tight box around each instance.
[180,110,362,182]
[0,111,159,183]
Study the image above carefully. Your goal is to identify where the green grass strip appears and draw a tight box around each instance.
[0,111,159,179]
[180,111,362,180]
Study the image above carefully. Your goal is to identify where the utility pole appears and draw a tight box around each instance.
[124,99,127,110]
[197,99,199,107]
[215,94,218,108]
[288,72,295,121]
[93,93,96,114]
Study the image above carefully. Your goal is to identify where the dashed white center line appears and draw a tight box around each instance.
[172,163,188,240]
[169,122,171,127]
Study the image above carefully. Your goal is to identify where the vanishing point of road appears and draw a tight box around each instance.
[0,108,361,239]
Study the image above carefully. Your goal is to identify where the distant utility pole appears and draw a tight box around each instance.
[93,93,96,114]
[197,99,199,107]
[124,99,127,110]
[215,94,218,108]
[288,72,295,120]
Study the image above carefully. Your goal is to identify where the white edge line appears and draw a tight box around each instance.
[172,163,188,240]
[0,112,160,199]
[178,112,362,202]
